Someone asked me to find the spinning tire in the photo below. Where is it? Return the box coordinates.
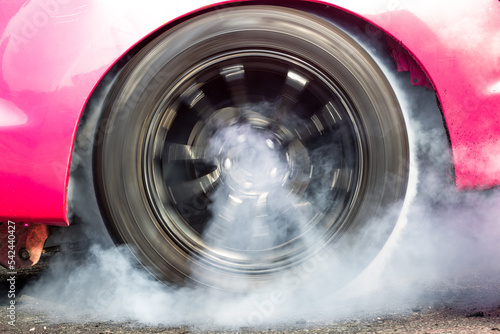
[95,6,409,290]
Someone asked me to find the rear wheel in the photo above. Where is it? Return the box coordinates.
[95,6,409,290]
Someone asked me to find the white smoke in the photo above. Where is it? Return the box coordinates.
[19,21,500,331]
[20,83,500,331]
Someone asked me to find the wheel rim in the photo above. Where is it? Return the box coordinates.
[143,50,365,273]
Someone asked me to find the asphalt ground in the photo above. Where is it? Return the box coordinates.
[0,257,499,334]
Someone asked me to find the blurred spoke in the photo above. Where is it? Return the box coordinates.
[275,70,309,115]
[180,83,216,120]
[220,64,248,107]
[203,192,241,246]
[168,169,221,204]
[288,102,344,144]
[331,166,354,192]
[166,143,207,162]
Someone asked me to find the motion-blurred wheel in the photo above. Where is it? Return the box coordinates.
[95,6,409,290]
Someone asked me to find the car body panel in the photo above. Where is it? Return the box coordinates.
[0,0,499,225]
[359,1,500,189]
[0,0,212,225]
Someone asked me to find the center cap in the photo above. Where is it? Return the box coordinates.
[213,126,289,197]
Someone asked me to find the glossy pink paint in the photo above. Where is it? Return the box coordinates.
[365,4,500,189]
[0,0,216,225]
[0,0,499,226]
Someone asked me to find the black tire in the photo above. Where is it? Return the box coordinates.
[95,6,409,290]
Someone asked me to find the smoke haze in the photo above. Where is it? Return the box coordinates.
[18,44,500,332]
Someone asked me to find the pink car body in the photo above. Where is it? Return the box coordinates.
[0,0,499,228]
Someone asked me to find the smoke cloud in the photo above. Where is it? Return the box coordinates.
[18,40,500,331]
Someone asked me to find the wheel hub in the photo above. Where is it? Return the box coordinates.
[215,126,289,197]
